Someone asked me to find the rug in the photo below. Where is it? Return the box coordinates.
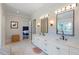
[32,47,42,54]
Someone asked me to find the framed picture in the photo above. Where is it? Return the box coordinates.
[10,21,18,29]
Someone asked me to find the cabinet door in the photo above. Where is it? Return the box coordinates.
[70,47,79,55]
[70,52,79,55]
[32,36,40,47]
[39,36,48,54]
[35,37,42,48]
[41,44,48,54]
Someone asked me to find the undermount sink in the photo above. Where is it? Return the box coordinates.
[55,38,73,46]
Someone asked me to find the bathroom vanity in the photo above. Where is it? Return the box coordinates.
[32,34,79,55]
[32,9,79,55]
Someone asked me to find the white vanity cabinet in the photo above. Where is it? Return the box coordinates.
[32,35,69,55]
[32,35,79,55]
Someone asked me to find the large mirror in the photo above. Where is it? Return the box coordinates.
[32,19,36,34]
[41,17,48,33]
[56,10,74,36]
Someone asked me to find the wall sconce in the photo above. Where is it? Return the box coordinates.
[49,20,54,26]
[37,23,40,27]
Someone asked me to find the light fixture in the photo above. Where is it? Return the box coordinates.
[57,9,61,13]
[45,14,49,18]
[66,5,71,10]
[40,16,44,19]
[37,23,40,27]
[40,14,48,19]
[61,7,65,12]
[55,4,77,14]
[49,20,54,26]
[71,3,77,9]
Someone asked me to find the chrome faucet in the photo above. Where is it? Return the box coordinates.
[60,31,67,41]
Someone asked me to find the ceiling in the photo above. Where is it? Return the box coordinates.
[3,3,69,17]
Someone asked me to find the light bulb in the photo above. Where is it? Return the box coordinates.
[40,16,44,19]
[55,10,57,14]
[37,23,40,27]
[71,3,76,9]
[49,20,54,26]
[45,14,48,17]
[58,9,61,13]
[37,23,40,25]
[66,5,71,10]
[61,7,65,12]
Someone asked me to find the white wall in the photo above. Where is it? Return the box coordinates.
[32,3,79,44]
[0,4,2,48]
[0,4,6,48]
[5,12,30,44]
[1,10,6,47]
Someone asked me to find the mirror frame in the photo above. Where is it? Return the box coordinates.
[56,10,74,36]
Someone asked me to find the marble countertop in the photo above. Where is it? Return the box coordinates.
[49,38,79,49]
[32,34,79,49]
